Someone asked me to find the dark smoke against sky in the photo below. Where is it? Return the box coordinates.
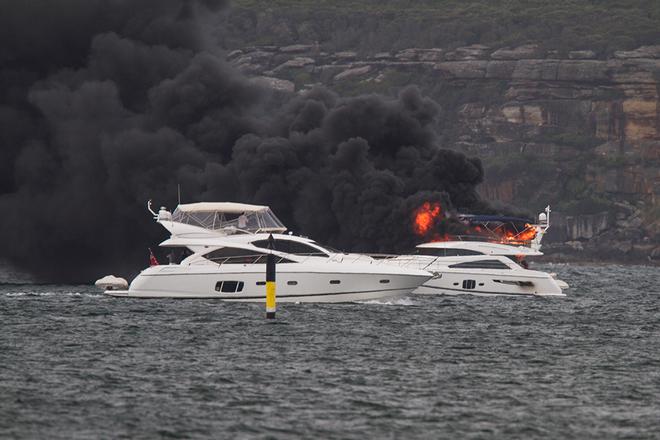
[0,0,485,282]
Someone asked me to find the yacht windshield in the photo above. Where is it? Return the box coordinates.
[251,239,330,257]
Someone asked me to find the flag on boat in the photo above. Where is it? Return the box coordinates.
[149,248,159,266]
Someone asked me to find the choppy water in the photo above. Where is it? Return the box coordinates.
[1,263,659,439]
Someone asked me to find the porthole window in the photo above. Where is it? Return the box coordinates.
[287,281,298,285]
[379,279,390,284]
[329,280,341,284]
[256,281,266,286]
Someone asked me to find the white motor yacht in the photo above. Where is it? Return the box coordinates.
[101,202,433,302]
[386,206,568,297]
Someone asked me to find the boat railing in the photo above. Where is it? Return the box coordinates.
[191,251,438,271]
[447,234,534,247]
[202,253,293,266]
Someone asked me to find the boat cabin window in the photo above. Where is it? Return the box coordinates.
[251,239,330,257]
[417,248,483,257]
[448,260,511,270]
[216,281,244,293]
[204,247,293,264]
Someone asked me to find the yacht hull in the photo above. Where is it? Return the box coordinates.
[414,270,566,297]
[384,256,566,297]
[104,264,431,303]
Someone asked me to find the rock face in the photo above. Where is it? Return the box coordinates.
[228,44,660,263]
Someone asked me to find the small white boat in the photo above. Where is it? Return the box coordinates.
[102,202,433,302]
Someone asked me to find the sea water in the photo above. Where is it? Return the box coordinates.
[1,263,659,439]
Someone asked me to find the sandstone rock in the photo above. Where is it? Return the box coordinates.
[556,60,608,82]
[501,105,544,125]
[233,50,274,66]
[485,60,516,78]
[275,57,315,70]
[395,48,420,61]
[280,44,315,53]
[608,59,660,84]
[433,61,488,78]
[334,65,371,81]
[622,98,658,141]
[491,44,543,60]
[334,51,358,60]
[454,44,490,60]
[614,45,660,59]
[227,49,243,60]
[395,48,443,61]
[373,52,392,60]
[418,49,444,62]
[512,59,559,80]
[569,50,597,60]
[565,212,610,240]
[251,76,295,93]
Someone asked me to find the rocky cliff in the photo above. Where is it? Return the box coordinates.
[225,42,660,263]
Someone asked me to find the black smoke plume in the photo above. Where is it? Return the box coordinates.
[0,0,484,282]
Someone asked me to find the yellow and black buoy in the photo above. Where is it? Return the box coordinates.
[266,234,276,319]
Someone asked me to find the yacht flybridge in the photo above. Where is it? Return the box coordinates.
[100,202,433,302]
[386,206,569,297]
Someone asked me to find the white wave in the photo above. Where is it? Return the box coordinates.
[358,296,417,306]
[4,291,99,297]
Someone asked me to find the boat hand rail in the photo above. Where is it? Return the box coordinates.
[446,234,533,246]
[191,251,436,270]
[203,254,292,266]
[199,252,334,266]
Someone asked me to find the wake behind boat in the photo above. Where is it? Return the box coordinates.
[100,202,433,302]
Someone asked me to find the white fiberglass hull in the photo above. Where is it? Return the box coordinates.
[386,256,566,297]
[414,275,565,297]
[414,269,565,297]
[104,263,432,303]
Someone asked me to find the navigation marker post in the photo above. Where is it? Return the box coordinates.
[266,234,277,319]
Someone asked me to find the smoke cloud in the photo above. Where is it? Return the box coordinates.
[0,0,485,282]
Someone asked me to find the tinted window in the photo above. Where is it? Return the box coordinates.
[205,247,266,264]
[204,248,293,264]
[417,247,482,257]
[252,239,329,257]
[449,260,511,270]
[215,281,244,293]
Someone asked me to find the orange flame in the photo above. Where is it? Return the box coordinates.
[412,202,442,236]
[498,223,537,244]
[411,201,538,245]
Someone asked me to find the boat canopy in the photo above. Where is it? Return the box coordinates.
[171,202,287,233]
